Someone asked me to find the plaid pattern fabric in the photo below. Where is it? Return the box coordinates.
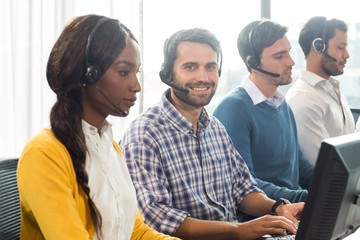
[121,90,260,235]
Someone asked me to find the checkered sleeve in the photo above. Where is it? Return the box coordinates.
[123,140,189,235]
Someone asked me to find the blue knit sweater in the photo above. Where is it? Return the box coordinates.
[213,86,313,202]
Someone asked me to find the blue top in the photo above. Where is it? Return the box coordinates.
[213,84,313,203]
[121,89,261,235]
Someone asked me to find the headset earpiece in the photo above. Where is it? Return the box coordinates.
[217,52,222,77]
[246,23,260,69]
[312,18,328,54]
[159,63,172,83]
[246,55,259,69]
[159,38,173,83]
[312,37,326,53]
[84,17,109,85]
[85,63,102,85]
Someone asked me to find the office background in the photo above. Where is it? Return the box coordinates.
[1,0,360,158]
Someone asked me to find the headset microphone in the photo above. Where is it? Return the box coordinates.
[323,51,337,62]
[161,79,189,93]
[159,70,189,94]
[94,85,128,117]
[246,55,280,78]
[312,38,337,62]
[252,66,281,78]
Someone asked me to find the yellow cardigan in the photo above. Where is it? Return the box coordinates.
[18,128,179,240]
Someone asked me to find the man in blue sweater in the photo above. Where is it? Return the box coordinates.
[213,20,313,215]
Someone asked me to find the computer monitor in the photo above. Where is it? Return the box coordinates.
[296,132,360,240]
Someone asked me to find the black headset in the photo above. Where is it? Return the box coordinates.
[159,38,174,83]
[84,17,110,85]
[159,37,223,84]
[246,21,262,69]
[312,19,328,53]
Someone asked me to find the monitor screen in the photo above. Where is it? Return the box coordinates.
[296,132,360,240]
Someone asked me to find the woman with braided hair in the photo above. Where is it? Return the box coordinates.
[17,14,179,240]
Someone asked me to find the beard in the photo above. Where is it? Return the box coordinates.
[321,56,343,77]
[173,82,217,108]
[277,75,293,86]
[267,69,293,86]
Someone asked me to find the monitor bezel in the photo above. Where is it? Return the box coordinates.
[295,132,360,240]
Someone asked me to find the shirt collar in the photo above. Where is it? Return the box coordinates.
[82,119,113,138]
[242,77,285,108]
[159,89,210,134]
[300,69,341,96]
[300,69,327,86]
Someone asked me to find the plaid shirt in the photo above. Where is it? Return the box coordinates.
[121,90,260,235]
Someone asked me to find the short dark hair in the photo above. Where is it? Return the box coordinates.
[237,20,288,72]
[159,28,222,82]
[298,16,347,58]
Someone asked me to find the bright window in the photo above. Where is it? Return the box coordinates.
[2,0,360,158]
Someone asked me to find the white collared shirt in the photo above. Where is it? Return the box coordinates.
[242,77,285,108]
[83,120,137,240]
[286,69,354,164]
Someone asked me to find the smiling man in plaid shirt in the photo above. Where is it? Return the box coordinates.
[121,28,303,240]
